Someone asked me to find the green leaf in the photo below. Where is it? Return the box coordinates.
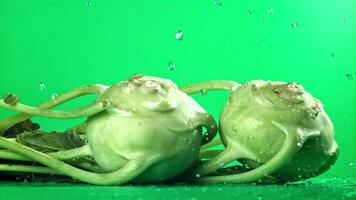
[0,120,40,138]
[16,131,85,153]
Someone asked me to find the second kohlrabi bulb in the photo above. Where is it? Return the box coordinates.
[220,80,339,182]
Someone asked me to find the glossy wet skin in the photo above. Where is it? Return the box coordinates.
[85,74,214,182]
[220,80,339,182]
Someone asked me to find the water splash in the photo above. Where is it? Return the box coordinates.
[39,82,46,91]
[267,8,274,14]
[290,22,298,29]
[168,61,176,71]
[51,93,58,100]
[345,74,354,80]
[175,30,183,41]
[214,0,222,6]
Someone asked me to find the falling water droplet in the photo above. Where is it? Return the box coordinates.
[342,19,347,24]
[200,89,208,96]
[268,8,274,14]
[247,10,252,15]
[39,82,46,91]
[345,73,354,80]
[348,162,356,168]
[290,22,298,29]
[51,93,58,100]
[175,30,183,41]
[330,53,335,58]
[297,142,302,147]
[168,61,176,71]
[195,173,201,178]
[85,0,92,6]
[213,0,222,6]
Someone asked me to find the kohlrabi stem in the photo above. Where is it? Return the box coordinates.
[193,127,301,184]
[0,100,107,119]
[0,84,107,130]
[0,145,92,161]
[199,149,223,160]
[0,136,149,185]
[201,138,223,150]
[180,80,241,95]
[0,164,61,175]
[201,114,218,145]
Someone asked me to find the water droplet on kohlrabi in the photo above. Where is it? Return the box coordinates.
[175,30,183,41]
[200,89,208,96]
[168,61,176,71]
[213,0,222,6]
[345,73,354,80]
[51,93,58,100]
[297,142,302,147]
[267,8,273,14]
[290,22,298,29]
[39,82,46,91]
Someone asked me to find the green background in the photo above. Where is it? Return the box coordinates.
[0,0,355,199]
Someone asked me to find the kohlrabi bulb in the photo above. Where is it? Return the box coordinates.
[218,80,338,182]
[85,74,217,183]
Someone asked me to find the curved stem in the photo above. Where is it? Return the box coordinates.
[199,149,223,160]
[0,100,107,119]
[0,136,150,185]
[0,84,107,130]
[0,164,61,175]
[0,145,91,161]
[201,114,218,145]
[180,80,241,95]
[193,127,300,184]
[201,138,223,150]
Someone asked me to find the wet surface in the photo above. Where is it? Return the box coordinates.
[0,178,355,200]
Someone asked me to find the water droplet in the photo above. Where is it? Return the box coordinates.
[258,197,262,200]
[200,89,208,96]
[330,53,335,58]
[247,10,252,15]
[175,30,183,41]
[345,73,354,80]
[268,8,274,14]
[193,129,198,136]
[348,162,356,168]
[51,93,58,100]
[195,173,201,178]
[39,82,46,91]
[290,22,298,29]
[259,150,264,154]
[342,19,347,24]
[85,0,92,6]
[213,0,222,6]
[297,142,302,147]
[168,61,176,71]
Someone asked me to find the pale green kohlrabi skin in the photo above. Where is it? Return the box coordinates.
[220,80,339,182]
[85,74,217,183]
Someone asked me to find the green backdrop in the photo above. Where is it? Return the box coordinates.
[0,0,355,199]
